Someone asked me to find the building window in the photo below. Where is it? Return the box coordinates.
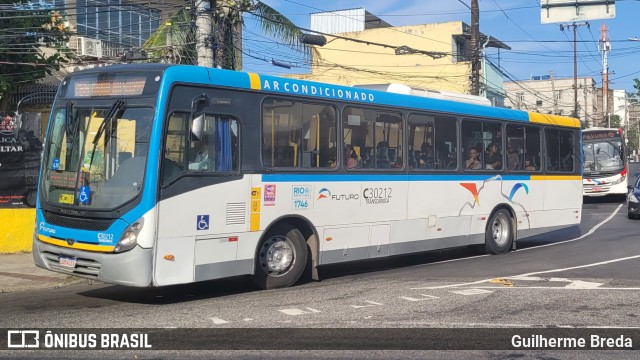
[76,0,160,47]
[516,92,525,103]
[555,90,563,100]
[536,100,543,106]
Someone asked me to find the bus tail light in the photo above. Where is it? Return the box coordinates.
[114,218,144,253]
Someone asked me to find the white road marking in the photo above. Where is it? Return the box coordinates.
[210,317,229,325]
[243,318,253,322]
[279,307,321,316]
[468,286,640,290]
[351,300,383,309]
[515,254,640,278]
[450,289,493,296]
[413,254,640,290]
[412,279,493,290]
[508,277,603,289]
[509,276,543,281]
[399,294,439,301]
[516,204,623,252]
[563,280,603,289]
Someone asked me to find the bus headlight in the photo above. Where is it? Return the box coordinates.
[628,192,639,203]
[114,218,144,253]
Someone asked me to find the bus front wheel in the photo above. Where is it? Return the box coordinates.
[485,209,513,254]
[252,222,308,290]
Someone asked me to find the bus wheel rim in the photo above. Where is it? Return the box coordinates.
[262,236,295,275]
[492,214,510,246]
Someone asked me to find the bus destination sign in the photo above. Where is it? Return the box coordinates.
[582,131,619,141]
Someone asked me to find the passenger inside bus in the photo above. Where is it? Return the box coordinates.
[417,143,434,169]
[507,143,520,170]
[485,142,503,170]
[345,144,359,169]
[376,141,391,168]
[189,137,210,170]
[465,147,482,170]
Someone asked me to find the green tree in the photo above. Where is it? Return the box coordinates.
[144,0,312,69]
[0,2,73,108]
[605,114,621,128]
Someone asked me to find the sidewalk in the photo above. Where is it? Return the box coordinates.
[0,252,83,293]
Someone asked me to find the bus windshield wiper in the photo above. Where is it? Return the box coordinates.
[88,99,126,170]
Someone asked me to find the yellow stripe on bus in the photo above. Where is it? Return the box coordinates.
[530,175,582,181]
[528,112,581,128]
[38,235,115,253]
[248,73,261,90]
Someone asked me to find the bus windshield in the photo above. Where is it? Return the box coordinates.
[41,102,153,210]
[582,139,624,175]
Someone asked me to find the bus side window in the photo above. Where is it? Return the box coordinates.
[189,116,239,172]
[262,98,336,169]
[162,113,187,182]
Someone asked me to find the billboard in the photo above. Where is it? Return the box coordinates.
[541,0,616,24]
[0,112,42,208]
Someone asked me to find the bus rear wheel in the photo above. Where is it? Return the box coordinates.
[252,222,308,290]
[485,209,513,254]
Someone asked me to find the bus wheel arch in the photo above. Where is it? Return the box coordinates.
[252,216,318,290]
[484,205,517,254]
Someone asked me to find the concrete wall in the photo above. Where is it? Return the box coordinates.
[0,209,35,253]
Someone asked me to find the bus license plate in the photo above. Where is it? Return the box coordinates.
[592,187,603,192]
[59,256,76,268]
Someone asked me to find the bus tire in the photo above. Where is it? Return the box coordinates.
[252,222,308,290]
[485,209,513,255]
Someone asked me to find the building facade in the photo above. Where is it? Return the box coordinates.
[291,9,510,104]
[504,76,596,127]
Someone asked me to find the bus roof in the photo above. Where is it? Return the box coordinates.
[66,64,581,129]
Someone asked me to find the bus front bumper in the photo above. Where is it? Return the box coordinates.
[32,234,153,287]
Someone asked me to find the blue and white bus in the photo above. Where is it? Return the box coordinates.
[33,64,582,289]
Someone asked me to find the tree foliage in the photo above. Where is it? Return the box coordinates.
[144,0,313,69]
[0,1,73,108]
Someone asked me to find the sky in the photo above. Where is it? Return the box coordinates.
[241,0,640,95]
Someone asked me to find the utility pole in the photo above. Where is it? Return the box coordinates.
[560,22,589,122]
[470,0,480,96]
[550,70,558,115]
[599,22,611,128]
[196,0,213,67]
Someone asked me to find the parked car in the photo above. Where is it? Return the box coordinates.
[628,176,640,219]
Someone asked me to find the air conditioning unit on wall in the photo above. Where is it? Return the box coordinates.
[76,37,102,58]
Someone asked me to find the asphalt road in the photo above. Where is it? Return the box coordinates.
[2,163,639,359]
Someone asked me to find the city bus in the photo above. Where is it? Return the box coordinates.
[582,127,628,197]
[33,64,582,289]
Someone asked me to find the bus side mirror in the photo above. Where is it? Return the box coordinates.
[190,94,208,141]
[191,113,205,141]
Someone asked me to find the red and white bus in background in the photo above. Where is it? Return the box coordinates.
[582,128,628,197]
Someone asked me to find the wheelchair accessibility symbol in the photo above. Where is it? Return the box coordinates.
[78,186,90,204]
[197,215,209,230]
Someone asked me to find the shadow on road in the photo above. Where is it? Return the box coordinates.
[77,276,257,305]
